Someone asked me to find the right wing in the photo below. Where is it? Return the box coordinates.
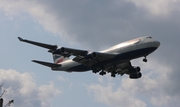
[73,52,117,67]
[54,47,118,67]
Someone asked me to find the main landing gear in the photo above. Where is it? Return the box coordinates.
[111,73,116,77]
[99,70,106,76]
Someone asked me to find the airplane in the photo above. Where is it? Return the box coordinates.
[18,36,160,79]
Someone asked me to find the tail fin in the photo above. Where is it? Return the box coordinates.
[53,54,69,64]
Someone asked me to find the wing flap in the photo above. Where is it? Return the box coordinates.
[32,60,61,68]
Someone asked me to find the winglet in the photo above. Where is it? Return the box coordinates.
[18,37,24,41]
[32,60,61,68]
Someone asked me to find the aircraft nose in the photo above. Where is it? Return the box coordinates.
[155,40,160,48]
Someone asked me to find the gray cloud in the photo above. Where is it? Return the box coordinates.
[36,0,140,49]
[1,0,179,49]
[87,59,180,107]
[0,0,180,106]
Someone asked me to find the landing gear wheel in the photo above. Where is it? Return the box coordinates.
[92,70,98,73]
[129,72,142,79]
[111,73,116,77]
[135,66,141,72]
[92,68,101,73]
[143,58,147,62]
[99,71,106,76]
[137,72,142,78]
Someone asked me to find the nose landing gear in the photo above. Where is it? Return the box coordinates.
[143,56,147,62]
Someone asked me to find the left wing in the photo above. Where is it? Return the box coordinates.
[18,37,58,51]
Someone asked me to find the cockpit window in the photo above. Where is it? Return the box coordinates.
[147,36,152,38]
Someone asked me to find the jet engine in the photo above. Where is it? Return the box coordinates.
[129,66,142,79]
[53,47,88,56]
[129,72,142,79]
[91,52,116,61]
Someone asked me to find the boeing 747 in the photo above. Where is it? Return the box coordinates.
[18,36,160,79]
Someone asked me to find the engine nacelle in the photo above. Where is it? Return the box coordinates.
[129,66,141,73]
[129,72,142,79]
[54,47,89,57]
[53,47,66,54]
[60,47,66,53]
[91,52,99,58]
[91,52,115,60]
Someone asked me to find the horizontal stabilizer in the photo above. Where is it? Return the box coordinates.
[32,60,61,68]
[18,37,58,50]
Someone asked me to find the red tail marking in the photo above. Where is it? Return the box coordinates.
[56,58,64,64]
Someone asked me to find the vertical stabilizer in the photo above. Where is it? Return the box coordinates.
[53,54,69,64]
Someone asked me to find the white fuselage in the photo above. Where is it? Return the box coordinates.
[52,36,160,72]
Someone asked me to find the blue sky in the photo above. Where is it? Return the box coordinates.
[0,0,180,107]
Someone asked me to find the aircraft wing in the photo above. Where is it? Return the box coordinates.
[18,37,118,68]
[73,52,117,67]
[18,37,90,57]
[54,46,118,67]
[53,46,118,66]
[104,61,132,75]
[18,37,58,51]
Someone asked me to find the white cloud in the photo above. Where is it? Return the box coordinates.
[57,75,68,82]
[87,83,146,107]
[87,59,180,107]
[0,69,61,107]
[0,0,71,41]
